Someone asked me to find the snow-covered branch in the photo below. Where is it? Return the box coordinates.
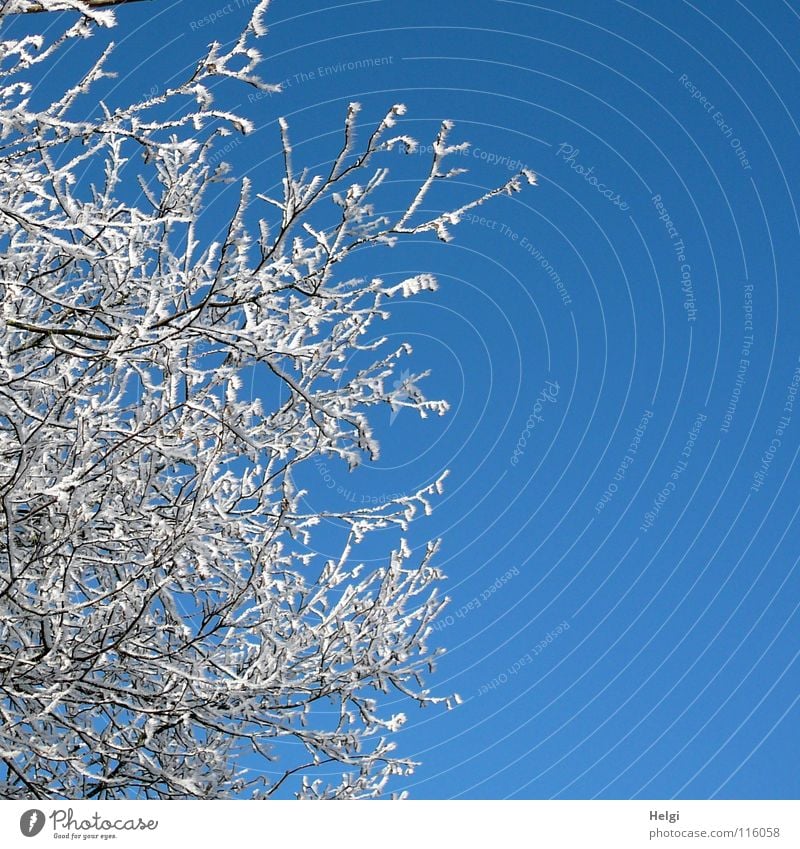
[0,0,534,799]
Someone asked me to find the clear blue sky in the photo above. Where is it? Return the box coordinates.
[10,0,800,799]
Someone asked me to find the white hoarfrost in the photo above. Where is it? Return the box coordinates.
[0,0,534,799]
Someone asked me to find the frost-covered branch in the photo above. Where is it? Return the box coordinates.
[0,0,534,799]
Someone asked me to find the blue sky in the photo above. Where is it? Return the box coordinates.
[11,0,800,799]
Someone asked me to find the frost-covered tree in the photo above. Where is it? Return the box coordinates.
[0,0,534,799]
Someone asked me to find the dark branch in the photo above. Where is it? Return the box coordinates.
[12,0,152,13]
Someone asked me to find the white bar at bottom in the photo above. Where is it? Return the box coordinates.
[2,799,797,848]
